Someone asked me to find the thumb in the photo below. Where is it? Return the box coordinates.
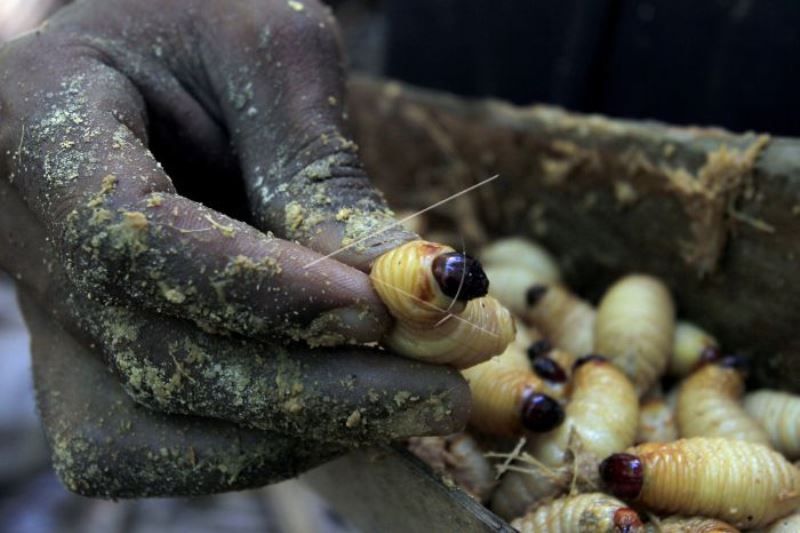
[197,0,416,271]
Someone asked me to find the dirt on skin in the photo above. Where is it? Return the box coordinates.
[273,147,401,256]
[13,64,390,354]
[7,40,460,486]
[48,279,458,448]
[42,355,339,498]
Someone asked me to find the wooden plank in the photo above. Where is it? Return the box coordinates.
[347,77,800,392]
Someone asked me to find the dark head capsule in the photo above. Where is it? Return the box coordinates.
[520,391,565,432]
[526,339,553,360]
[532,357,568,383]
[432,252,489,301]
[599,453,644,500]
[697,345,722,367]
[613,508,643,533]
[718,354,750,374]
[526,284,548,307]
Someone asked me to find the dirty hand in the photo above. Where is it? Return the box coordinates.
[0,0,470,497]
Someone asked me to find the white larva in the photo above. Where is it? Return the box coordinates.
[669,320,720,377]
[527,356,639,467]
[745,390,800,460]
[511,492,643,533]
[408,433,496,502]
[480,237,561,284]
[676,360,770,445]
[371,240,515,368]
[594,274,675,396]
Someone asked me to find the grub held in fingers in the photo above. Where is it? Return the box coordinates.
[432,252,489,301]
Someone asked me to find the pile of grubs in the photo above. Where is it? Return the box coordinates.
[404,237,800,533]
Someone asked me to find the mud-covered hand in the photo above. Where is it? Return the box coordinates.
[0,0,470,497]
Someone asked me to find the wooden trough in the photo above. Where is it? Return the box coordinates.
[305,77,800,532]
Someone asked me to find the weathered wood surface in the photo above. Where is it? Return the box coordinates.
[348,76,800,392]
[302,445,513,533]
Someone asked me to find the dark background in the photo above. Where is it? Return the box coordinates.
[381,0,800,136]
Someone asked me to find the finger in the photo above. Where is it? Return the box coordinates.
[46,277,471,442]
[3,162,471,441]
[0,179,50,290]
[195,0,417,269]
[19,290,343,498]
[1,33,389,344]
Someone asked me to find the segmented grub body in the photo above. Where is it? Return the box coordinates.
[505,323,547,369]
[510,493,643,533]
[745,390,800,460]
[480,237,561,284]
[763,510,800,532]
[670,320,720,376]
[370,240,515,368]
[540,347,577,381]
[493,357,638,519]
[617,438,800,528]
[636,396,678,444]
[482,242,593,358]
[408,433,496,501]
[529,357,639,467]
[677,362,770,444]
[462,333,567,436]
[444,433,496,501]
[594,275,675,396]
[490,461,571,521]
[645,516,739,532]
[524,282,596,357]
[483,265,546,318]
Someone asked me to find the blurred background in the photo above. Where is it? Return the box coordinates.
[1,0,798,531]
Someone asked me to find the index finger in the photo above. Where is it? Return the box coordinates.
[1,35,389,344]
[22,291,341,498]
[191,0,418,270]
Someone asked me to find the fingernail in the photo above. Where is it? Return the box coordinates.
[306,221,416,273]
[380,372,471,438]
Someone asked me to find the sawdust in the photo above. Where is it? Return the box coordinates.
[665,135,770,275]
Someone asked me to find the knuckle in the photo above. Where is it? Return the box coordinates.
[240,0,338,53]
[282,5,336,46]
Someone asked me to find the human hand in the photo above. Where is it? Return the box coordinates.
[0,0,469,497]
